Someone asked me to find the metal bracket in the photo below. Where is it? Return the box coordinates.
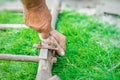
[33,44,58,51]
[39,42,49,60]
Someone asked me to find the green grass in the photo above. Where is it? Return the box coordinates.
[0,29,40,80]
[0,11,23,24]
[0,11,120,80]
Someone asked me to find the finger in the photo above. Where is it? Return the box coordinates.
[38,33,51,44]
[50,30,66,51]
[50,36,65,56]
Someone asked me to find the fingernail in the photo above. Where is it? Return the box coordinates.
[59,52,65,56]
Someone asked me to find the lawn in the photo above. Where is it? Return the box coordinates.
[0,11,120,80]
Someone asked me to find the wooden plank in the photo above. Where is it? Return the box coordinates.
[0,54,39,62]
[36,50,54,80]
[36,0,61,80]
[0,24,28,30]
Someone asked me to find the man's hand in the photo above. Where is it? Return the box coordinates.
[39,30,66,56]
[50,30,66,56]
[21,0,66,56]
[21,0,51,39]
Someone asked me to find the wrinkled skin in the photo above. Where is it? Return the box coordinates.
[21,0,66,55]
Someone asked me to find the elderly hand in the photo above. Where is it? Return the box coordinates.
[21,0,66,56]
[21,0,51,39]
[39,30,66,56]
